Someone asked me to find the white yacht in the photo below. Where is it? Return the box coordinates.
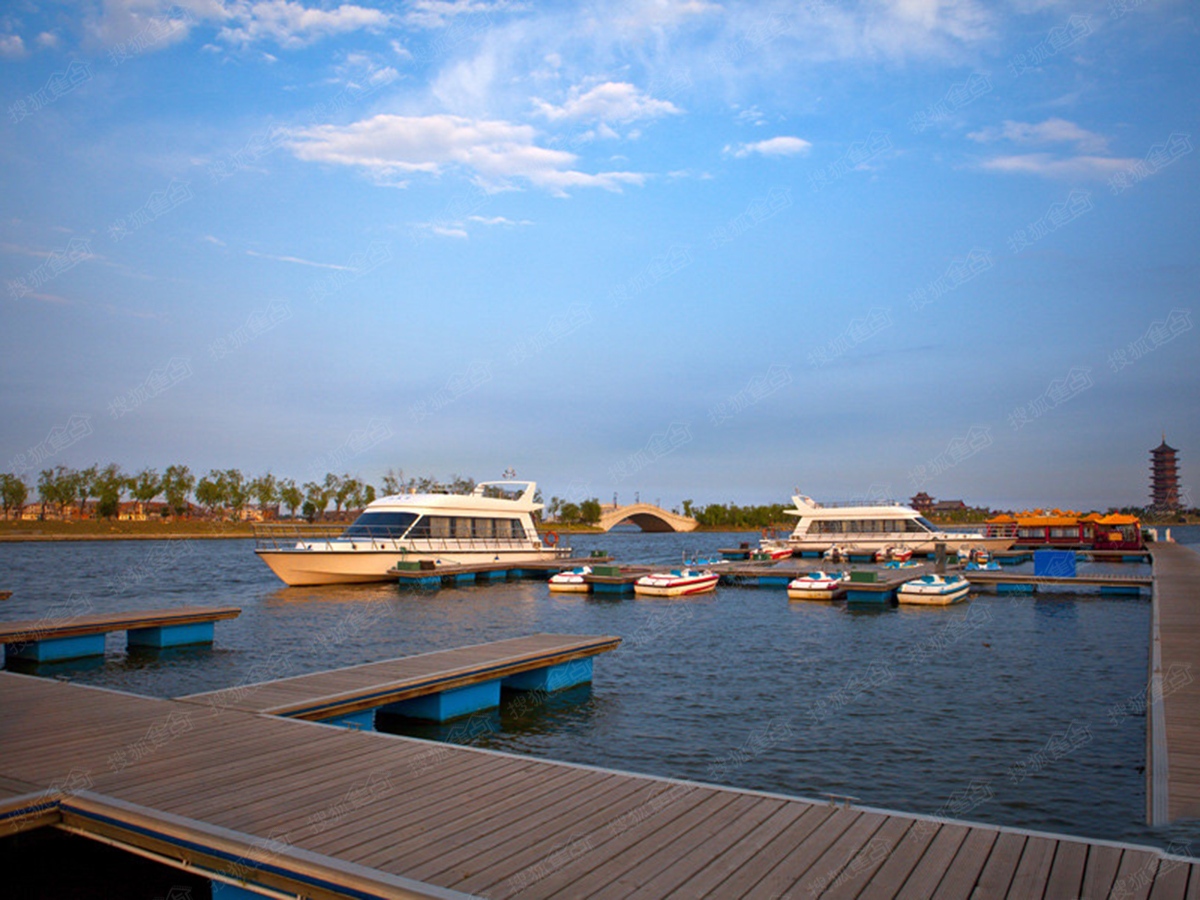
[254,481,569,586]
[778,494,1016,557]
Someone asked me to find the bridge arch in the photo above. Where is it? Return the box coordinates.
[595,504,698,533]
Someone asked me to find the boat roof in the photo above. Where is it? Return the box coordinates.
[785,494,923,518]
[364,480,541,514]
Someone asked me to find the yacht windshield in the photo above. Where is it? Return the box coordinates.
[341,511,418,539]
[915,516,938,533]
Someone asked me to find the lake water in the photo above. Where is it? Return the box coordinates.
[3,525,1199,853]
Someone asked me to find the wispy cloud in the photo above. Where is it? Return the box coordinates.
[245,249,355,270]
[968,118,1109,154]
[724,136,811,158]
[970,118,1133,179]
[288,113,646,195]
[404,0,527,29]
[980,154,1137,179]
[0,33,27,59]
[534,82,681,124]
[219,1,392,48]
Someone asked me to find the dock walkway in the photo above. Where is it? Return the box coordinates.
[178,633,621,721]
[2,664,1197,898]
[1147,542,1200,825]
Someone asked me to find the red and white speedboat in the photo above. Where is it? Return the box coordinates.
[874,546,913,562]
[634,568,719,597]
[548,566,591,593]
[787,571,848,601]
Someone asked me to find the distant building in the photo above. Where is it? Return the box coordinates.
[932,499,968,513]
[910,492,933,513]
[1150,437,1180,511]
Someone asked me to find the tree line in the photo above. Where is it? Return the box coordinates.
[0,466,489,522]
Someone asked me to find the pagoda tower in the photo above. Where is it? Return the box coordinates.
[1150,436,1180,511]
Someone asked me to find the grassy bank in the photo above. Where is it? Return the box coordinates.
[0,519,255,541]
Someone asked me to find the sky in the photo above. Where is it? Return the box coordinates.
[1,0,1197,513]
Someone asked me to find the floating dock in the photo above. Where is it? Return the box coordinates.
[1,606,242,663]
[2,665,1197,899]
[390,557,609,589]
[1147,542,1200,825]
[179,633,620,725]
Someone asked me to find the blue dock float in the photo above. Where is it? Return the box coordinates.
[1,607,241,664]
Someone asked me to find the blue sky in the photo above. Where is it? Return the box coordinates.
[1,0,1196,511]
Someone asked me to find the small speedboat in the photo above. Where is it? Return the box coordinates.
[875,546,913,562]
[548,566,591,593]
[758,540,794,560]
[883,559,921,569]
[634,569,719,597]
[823,545,849,562]
[897,574,970,605]
[787,571,848,601]
[966,560,1000,571]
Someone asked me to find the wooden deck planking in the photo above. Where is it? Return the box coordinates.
[1149,543,1200,823]
[855,818,944,900]
[766,810,890,899]
[582,793,775,899]
[929,827,1000,900]
[447,777,714,895]
[4,645,1200,899]
[0,606,240,642]
[663,801,814,898]
[969,830,1026,897]
[611,796,793,900]
[893,822,970,900]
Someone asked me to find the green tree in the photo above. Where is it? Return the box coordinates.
[93,463,128,519]
[0,474,29,519]
[546,496,561,521]
[250,473,279,517]
[303,480,331,521]
[559,502,580,524]
[682,499,694,518]
[73,464,97,516]
[130,467,162,513]
[580,498,602,525]
[195,470,226,515]
[362,484,376,506]
[224,469,248,519]
[162,465,195,516]
[380,468,404,496]
[37,465,73,517]
[279,478,302,518]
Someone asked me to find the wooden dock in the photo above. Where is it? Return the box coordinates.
[1147,542,1200,825]
[1,606,242,663]
[1,668,1197,898]
[391,556,609,588]
[962,572,1153,591]
[178,633,621,721]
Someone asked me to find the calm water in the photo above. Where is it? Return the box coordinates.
[3,526,1200,852]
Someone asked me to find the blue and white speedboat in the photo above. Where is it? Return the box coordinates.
[897,574,970,605]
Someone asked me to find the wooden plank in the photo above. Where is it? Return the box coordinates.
[762,811,889,899]
[969,830,1025,897]
[1111,848,1163,900]
[1006,834,1058,898]
[583,794,777,899]
[816,814,915,900]
[700,803,841,896]
[1081,844,1125,899]
[1043,839,1089,900]
[450,776,686,895]
[930,827,999,900]
[0,606,240,641]
[856,818,943,900]
[895,823,970,899]
[1148,855,1192,900]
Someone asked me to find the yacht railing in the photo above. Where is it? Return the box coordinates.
[939,523,1019,539]
[253,523,568,553]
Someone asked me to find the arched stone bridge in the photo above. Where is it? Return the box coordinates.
[596,504,698,533]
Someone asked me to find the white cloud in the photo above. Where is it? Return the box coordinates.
[467,215,532,225]
[289,113,646,194]
[219,1,391,48]
[979,154,1137,179]
[245,249,356,269]
[724,136,811,158]
[36,32,60,50]
[431,224,470,238]
[967,118,1109,154]
[404,0,526,29]
[534,81,681,124]
[0,34,27,59]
